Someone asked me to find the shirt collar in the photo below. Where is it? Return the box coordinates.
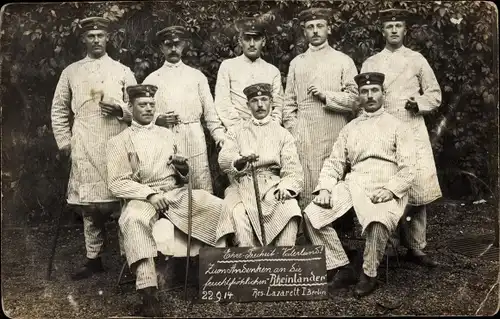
[383,44,406,54]
[360,106,385,119]
[131,120,155,130]
[83,53,110,62]
[163,60,184,68]
[241,54,262,64]
[308,41,330,52]
[251,113,272,126]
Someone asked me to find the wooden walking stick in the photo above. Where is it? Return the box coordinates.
[184,164,193,301]
[250,162,266,246]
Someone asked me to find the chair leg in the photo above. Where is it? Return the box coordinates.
[117,260,128,287]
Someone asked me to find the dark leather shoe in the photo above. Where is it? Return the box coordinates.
[326,269,336,283]
[406,251,438,268]
[329,265,357,290]
[353,272,378,298]
[71,257,104,281]
[138,287,162,317]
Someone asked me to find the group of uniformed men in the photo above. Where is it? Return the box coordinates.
[51,6,442,316]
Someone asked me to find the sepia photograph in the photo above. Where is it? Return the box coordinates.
[0,0,498,317]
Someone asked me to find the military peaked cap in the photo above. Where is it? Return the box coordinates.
[243,83,273,100]
[126,84,158,101]
[79,17,110,34]
[156,25,190,43]
[235,17,267,35]
[354,72,385,88]
[378,8,412,22]
[298,7,333,24]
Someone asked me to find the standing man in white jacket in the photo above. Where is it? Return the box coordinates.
[215,17,284,130]
[143,25,226,193]
[361,8,441,267]
[283,8,358,210]
[51,17,137,280]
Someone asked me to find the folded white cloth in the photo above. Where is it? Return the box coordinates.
[152,218,207,257]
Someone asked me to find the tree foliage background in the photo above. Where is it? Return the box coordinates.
[0,0,498,224]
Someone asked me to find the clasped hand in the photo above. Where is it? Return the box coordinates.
[148,193,169,213]
[167,154,189,172]
[156,111,180,128]
[313,189,333,208]
[275,187,293,202]
[307,85,326,103]
[99,101,123,117]
[404,97,419,113]
[234,152,259,170]
[370,188,394,204]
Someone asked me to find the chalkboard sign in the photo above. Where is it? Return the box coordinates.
[198,245,328,303]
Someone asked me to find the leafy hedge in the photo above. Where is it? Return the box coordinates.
[1,1,498,223]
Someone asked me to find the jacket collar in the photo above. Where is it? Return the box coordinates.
[163,60,184,68]
[131,120,155,130]
[308,40,330,52]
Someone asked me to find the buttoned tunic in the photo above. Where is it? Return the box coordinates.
[361,46,442,205]
[143,61,226,193]
[106,122,225,264]
[51,54,136,205]
[283,42,359,209]
[304,109,415,235]
[217,118,304,245]
[215,55,284,130]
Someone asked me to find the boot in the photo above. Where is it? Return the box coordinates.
[353,272,378,298]
[329,264,357,290]
[71,257,104,281]
[405,249,438,268]
[138,287,162,317]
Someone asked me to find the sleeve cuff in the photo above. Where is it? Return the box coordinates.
[383,184,407,199]
[213,131,226,145]
[273,187,299,198]
[56,137,72,150]
[231,160,250,175]
[276,181,301,197]
[117,103,132,123]
[312,179,337,195]
[324,93,352,113]
[413,96,432,113]
[146,192,158,200]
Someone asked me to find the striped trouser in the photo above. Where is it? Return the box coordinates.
[132,258,157,290]
[392,205,427,250]
[363,222,390,278]
[233,203,298,247]
[303,214,350,270]
[81,204,118,259]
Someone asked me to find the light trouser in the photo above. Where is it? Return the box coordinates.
[304,214,390,277]
[232,203,299,247]
[131,258,157,290]
[80,203,120,259]
[391,205,427,250]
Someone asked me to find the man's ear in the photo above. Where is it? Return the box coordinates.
[262,37,266,47]
[327,25,332,35]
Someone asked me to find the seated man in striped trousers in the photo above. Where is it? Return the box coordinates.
[217,83,304,247]
[106,84,226,316]
[303,72,416,298]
